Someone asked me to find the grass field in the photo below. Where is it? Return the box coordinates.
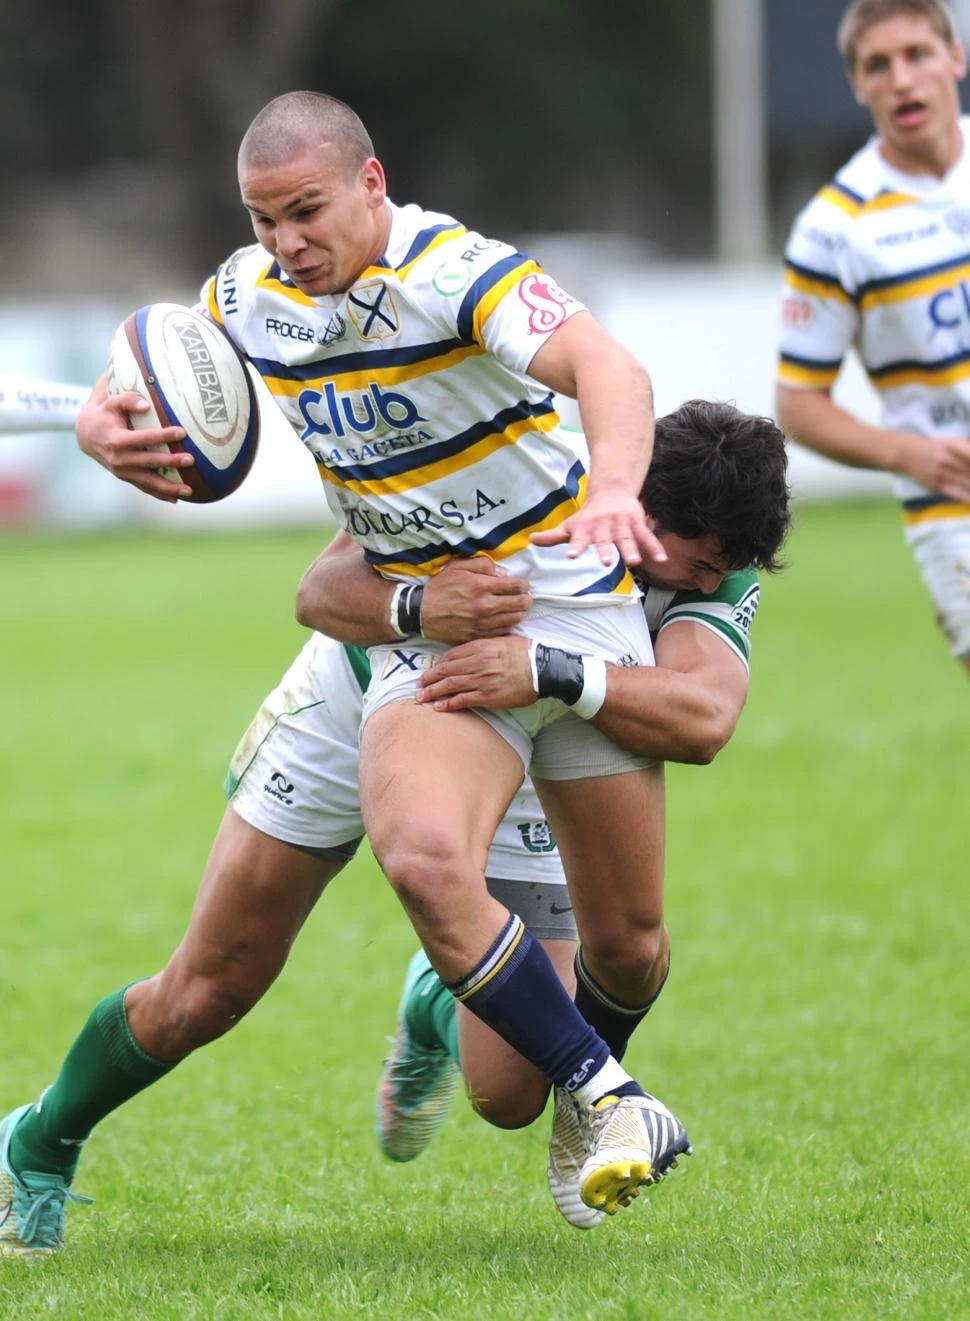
[1,500,968,1319]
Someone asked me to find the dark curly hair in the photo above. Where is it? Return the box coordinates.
[641,399,791,572]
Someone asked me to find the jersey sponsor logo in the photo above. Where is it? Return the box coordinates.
[929,283,970,339]
[731,584,760,636]
[264,314,347,347]
[432,260,473,296]
[298,381,428,442]
[265,316,316,343]
[802,225,846,255]
[782,296,814,330]
[517,273,573,335]
[931,398,970,427]
[221,248,246,317]
[517,821,557,853]
[946,208,970,238]
[874,223,939,246]
[341,486,506,539]
[346,281,399,339]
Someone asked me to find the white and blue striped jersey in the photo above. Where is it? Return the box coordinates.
[201,201,638,603]
[778,118,970,526]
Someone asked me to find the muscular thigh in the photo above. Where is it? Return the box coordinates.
[534,764,665,947]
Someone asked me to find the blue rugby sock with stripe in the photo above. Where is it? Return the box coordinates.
[445,912,639,1099]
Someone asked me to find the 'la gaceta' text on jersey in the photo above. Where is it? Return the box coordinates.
[202,202,638,603]
[778,117,970,525]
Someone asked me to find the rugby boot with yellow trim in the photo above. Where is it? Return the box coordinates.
[546,1087,606,1229]
[579,1092,691,1216]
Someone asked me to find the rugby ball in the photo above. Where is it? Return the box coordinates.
[106,303,259,502]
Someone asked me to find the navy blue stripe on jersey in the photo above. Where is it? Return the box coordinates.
[363,458,585,567]
[324,395,557,484]
[779,350,845,373]
[903,494,963,512]
[248,337,469,383]
[397,223,461,270]
[784,257,854,301]
[856,249,970,299]
[456,254,531,342]
[831,179,865,206]
[573,559,630,596]
[869,345,970,380]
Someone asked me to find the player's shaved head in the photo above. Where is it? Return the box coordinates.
[238,91,375,177]
[838,0,957,70]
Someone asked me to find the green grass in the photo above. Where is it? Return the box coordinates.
[1,501,968,1319]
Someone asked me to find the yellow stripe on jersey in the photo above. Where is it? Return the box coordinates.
[874,358,970,390]
[314,405,561,500]
[861,191,921,214]
[472,258,540,344]
[859,261,970,314]
[395,224,467,282]
[777,358,841,389]
[783,266,853,305]
[204,277,224,326]
[902,501,970,526]
[261,341,485,398]
[818,184,863,218]
[255,263,320,308]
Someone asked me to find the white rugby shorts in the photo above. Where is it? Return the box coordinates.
[905,514,970,658]
[363,597,657,778]
[226,632,569,887]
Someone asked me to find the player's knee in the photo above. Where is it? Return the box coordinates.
[376,835,467,914]
[466,1078,548,1130]
[584,920,665,983]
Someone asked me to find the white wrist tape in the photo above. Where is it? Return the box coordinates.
[388,584,408,639]
[528,639,541,696]
[572,657,608,720]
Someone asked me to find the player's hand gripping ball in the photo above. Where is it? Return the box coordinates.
[107,303,259,502]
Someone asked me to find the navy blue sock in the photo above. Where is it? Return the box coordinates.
[446,913,612,1092]
[573,947,670,1063]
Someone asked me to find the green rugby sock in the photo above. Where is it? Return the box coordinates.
[404,967,460,1067]
[10,984,177,1180]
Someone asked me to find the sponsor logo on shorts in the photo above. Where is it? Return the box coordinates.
[549,902,573,916]
[380,649,436,679]
[517,821,557,854]
[263,771,295,805]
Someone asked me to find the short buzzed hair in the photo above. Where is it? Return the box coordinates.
[837,0,957,70]
[238,91,375,176]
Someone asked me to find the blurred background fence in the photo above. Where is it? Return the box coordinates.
[5,0,966,530]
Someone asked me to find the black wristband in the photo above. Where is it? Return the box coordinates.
[534,642,585,706]
[396,583,425,637]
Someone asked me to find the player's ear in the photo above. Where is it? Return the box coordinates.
[951,39,967,81]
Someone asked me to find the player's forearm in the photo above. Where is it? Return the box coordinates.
[295,547,398,645]
[591,665,743,764]
[775,385,921,476]
[577,343,655,496]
